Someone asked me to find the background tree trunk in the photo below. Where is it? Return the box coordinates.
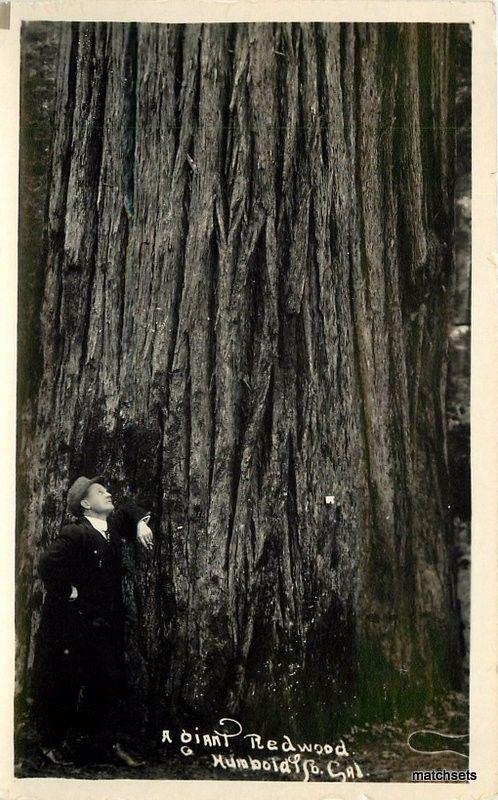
[17,21,463,740]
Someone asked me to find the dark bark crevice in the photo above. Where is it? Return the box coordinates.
[76,26,108,386]
[50,24,80,386]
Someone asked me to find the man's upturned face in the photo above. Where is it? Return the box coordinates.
[81,483,114,515]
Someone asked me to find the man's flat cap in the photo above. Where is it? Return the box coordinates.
[67,475,106,517]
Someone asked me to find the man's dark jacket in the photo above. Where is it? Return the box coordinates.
[31,498,150,737]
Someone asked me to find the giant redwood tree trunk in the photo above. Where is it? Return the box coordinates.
[17,21,461,739]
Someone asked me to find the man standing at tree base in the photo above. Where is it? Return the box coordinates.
[31,475,153,768]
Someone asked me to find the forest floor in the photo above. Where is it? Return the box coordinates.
[16,690,470,784]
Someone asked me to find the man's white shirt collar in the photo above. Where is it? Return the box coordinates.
[84,515,109,539]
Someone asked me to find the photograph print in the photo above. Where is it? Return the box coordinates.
[15,19,471,783]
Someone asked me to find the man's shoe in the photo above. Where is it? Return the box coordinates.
[111,742,145,767]
[41,743,74,766]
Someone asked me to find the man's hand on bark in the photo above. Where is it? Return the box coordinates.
[137,517,154,550]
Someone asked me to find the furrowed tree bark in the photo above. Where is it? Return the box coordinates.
[17,21,461,740]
